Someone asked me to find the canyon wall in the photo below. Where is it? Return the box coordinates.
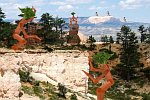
[0,50,89,99]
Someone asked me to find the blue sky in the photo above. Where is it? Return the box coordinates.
[0,0,150,23]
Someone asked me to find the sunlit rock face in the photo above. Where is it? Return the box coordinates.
[0,56,21,100]
[0,50,89,95]
[88,16,122,24]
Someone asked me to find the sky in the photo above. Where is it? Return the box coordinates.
[0,0,150,23]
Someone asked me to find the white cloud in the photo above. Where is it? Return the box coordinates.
[89,6,107,10]
[50,0,88,12]
[49,1,66,6]
[100,1,106,5]
[89,6,102,10]
[119,0,150,9]
[49,0,92,6]
[58,5,74,11]
[0,0,45,19]
[66,0,92,4]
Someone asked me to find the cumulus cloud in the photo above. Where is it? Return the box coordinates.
[0,0,45,19]
[89,6,107,10]
[119,0,150,9]
[49,0,90,12]
[58,5,74,11]
[66,0,92,4]
[89,6,103,10]
[49,0,92,5]
[49,1,66,6]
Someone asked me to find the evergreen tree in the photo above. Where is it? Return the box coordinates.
[109,36,114,43]
[116,25,141,81]
[88,35,96,50]
[53,16,65,34]
[58,83,67,98]
[40,13,54,44]
[101,35,105,42]
[88,35,96,43]
[0,8,6,32]
[0,8,5,22]
[138,25,147,43]
[40,13,53,31]
[53,16,66,45]
[104,35,108,43]
[145,26,150,43]
[0,22,16,47]
[116,33,120,44]
[101,35,108,43]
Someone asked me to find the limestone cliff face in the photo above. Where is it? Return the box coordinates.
[0,56,21,100]
[0,50,89,99]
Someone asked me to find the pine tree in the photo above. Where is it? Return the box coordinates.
[0,8,6,32]
[109,36,114,43]
[88,35,96,50]
[145,26,150,43]
[0,8,5,22]
[101,35,108,43]
[116,25,141,81]
[40,13,54,44]
[138,25,147,43]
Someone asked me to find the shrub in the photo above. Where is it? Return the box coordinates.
[142,67,150,81]
[33,86,45,99]
[93,51,112,64]
[89,44,96,51]
[21,86,34,95]
[33,81,40,86]
[19,70,33,82]
[99,48,118,60]
[141,93,150,100]
[70,93,77,100]
[58,83,67,98]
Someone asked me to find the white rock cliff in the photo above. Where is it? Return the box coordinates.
[0,50,89,99]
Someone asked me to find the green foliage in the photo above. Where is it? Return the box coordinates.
[109,36,114,43]
[21,86,34,95]
[0,22,17,48]
[19,70,33,82]
[138,25,150,43]
[93,51,112,64]
[99,48,118,60]
[101,35,109,43]
[142,67,150,81]
[40,13,53,31]
[88,35,96,43]
[138,25,147,34]
[0,8,5,22]
[70,93,77,100]
[58,83,67,98]
[116,25,140,81]
[39,13,66,46]
[53,16,65,33]
[19,7,35,20]
[87,35,96,50]
[141,93,150,100]
[33,81,40,86]
[145,32,150,43]
[21,81,68,100]
[33,86,45,99]
[0,9,16,48]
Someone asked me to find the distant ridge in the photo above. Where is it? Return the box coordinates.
[4,17,150,41]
